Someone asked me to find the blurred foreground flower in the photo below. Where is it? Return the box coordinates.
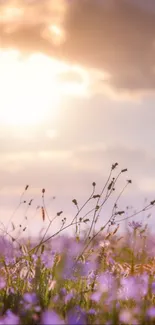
[3,310,20,325]
[147,307,155,319]
[67,306,86,325]
[41,310,64,325]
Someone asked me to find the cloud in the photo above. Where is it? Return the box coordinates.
[0,0,66,53]
[63,0,155,92]
[1,0,155,93]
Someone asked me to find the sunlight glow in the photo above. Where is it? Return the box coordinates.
[0,49,89,126]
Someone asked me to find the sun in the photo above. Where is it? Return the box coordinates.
[0,50,63,126]
[0,49,90,126]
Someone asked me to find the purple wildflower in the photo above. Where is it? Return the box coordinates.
[65,292,75,304]
[34,306,41,312]
[41,251,55,268]
[3,310,20,325]
[23,292,38,305]
[67,306,86,325]
[147,307,155,318]
[128,221,142,230]
[5,256,16,266]
[98,271,115,293]
[82,260,97,277]
[152,281,155,294]
[60,287,67,296]
[41,310,64,325]
[119,309,132,323]
[90,291,102,302]
[63,256,86,280]
[139,273,149,296]
[32,254,38,263]
[118,276,137,300]
[53,294,59,303]
[88,308,96,315]
[0,277,6,289]
[62,256,76,280]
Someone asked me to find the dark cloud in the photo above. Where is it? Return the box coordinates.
[62,0,155,92]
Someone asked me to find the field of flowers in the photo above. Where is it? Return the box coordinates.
[1,163,155,324]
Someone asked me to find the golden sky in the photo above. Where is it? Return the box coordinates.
[1,0,155,236]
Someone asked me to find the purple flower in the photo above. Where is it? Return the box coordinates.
[34,306,41,312]
[62,256,76,280]
[139,273,149,296]
[53,294,59,303]
[60,287,67,296]
[90,291,102,302]
[119,276,138,300]
[82,260,97,277]
[41,310,64,325]
[98,271,115,293]
[108,257,115,265]
[3,310,19,325]
[152,281,155,294]
[67,306,86,325]
[5,256,16,266]
[41,251,55,268]
[23,292,38,305]
[119,274,149,301]
[147,307,155,318]
[32,254,38,263]
[68,240,83,257]
[119,309,132,323]
[63,256,87,280]
[128,221,142,230]
[88,308,96,315]
[65,292,75,303]
[8,287,15,294]
[0,277,6,289]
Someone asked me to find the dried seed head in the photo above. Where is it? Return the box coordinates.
[83,219,90,223]
[93,194,100,199]
[108,180,114,191]
[28,199,33,206]
[72,199,78,206]
[116,210,125,216]
[105,233,111,240]
[57,211,63,216]
[112,162,118,170]
[127,179,132,184]
[113,225,119,235]
[121,168,128,173]
[41,206,45,221]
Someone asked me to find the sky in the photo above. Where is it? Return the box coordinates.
[0,0,155,238]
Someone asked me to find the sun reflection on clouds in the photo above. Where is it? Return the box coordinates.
[42,24,66,46]
[0,49,91,127]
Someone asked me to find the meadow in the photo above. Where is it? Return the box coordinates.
[1,163,155,324]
